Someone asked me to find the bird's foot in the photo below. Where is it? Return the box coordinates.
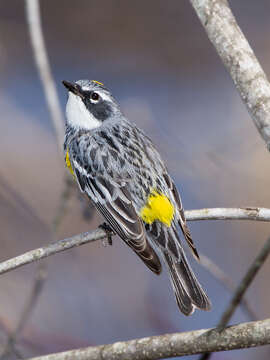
[99,222,114,246]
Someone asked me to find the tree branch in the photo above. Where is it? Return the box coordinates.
[199,254,257,321]
[200,234,270,360]
[0,207,269,276]
[0,173,53,359]
[6,3,73,356]
[218,235,270,328]
[0,228,107,275]
[25,0,65,150]
[0,265,46,360]
[189,0,270,149]
[187,2,270,356]
[26,318,270,360]
[186,207,270,221]
[20,2,270,359]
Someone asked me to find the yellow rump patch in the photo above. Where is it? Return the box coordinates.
[65,149,74,176]
[92,80,104,86]
[140,191,174,227]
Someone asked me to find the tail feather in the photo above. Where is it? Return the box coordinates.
[164,252,194,315]
[163,248,211,315]
[148,223,211,315]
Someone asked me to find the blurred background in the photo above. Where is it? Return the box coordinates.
[0,0,270,359]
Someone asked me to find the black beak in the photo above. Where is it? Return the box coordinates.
[62,80,84,98]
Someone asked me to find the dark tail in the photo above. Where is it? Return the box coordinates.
[163,246,211,315]
[148,223,211,315]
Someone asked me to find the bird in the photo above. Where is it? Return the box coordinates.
[62,79,211,315]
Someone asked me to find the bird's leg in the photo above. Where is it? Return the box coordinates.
[98,222,114,246]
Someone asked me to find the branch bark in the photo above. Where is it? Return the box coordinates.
[189,0,270,149]
[0,228,106,275]
[186,207,270,221]
[27,318,270,360]
[200,235,270,360]
[199,253,257,321]
[218,235,270,328]
[25,0,65,150]
[8,3,73,357]
[20,2,270,359]
[0,207,269,276]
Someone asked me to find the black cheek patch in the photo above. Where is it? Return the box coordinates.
[94,102,112,121]
[83,98,112,121]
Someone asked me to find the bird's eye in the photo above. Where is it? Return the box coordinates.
[91,92,99,102]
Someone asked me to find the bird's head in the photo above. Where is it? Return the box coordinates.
[62,79,121,130]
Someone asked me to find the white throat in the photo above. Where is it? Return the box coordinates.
[66,92,101,130]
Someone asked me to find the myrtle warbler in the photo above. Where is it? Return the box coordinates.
[62,79,211,315]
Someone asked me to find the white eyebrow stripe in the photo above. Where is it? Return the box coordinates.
[100,92,112,103]
[80,86,112,103]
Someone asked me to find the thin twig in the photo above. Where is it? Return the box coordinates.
[0,207,269,276]
[0,177,73,358]
[0,174,53,359]
[1,179,73,359]
[0,266,46,360]
[0,175,257,342]
[200,235,270,360]
[186,207,270,221]
[188,2,270,358]
[14,264,47,338]
[26,318,270,360]
[2,2,69,356]
[218,236,270,326]
[0,228,108,275]
[0,344,23,360]
[0,173,51,235]
[199,254,257,321]
[189,0,270,149]
[25,0,65,150]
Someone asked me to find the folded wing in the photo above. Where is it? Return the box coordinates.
[73,158,162,275]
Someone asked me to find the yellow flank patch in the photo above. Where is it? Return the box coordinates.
[140,191,174,227]
[92,80,104,86]
[65,149,74,176]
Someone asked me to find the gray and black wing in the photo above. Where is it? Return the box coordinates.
[70,145,162,275]
[163,173,200,259]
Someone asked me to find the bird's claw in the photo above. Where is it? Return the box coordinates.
[99,222,113,246]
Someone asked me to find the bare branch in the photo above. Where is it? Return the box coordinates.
[13,264,47,338]
[189,0,270,149]
[25,0,65,150]
[186,207,270,221]
[0,265,47,360]
[0,228,107,275]
[0,172,51,234]
[0,173,53,359]
[0,207,269,276]
[0,265,46,360]
[218,235,270,327]
[26,318,270,360]
[11,3,73,357]
[200,235,270,360]
[19,2,270,359]
[199,254,257,321]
